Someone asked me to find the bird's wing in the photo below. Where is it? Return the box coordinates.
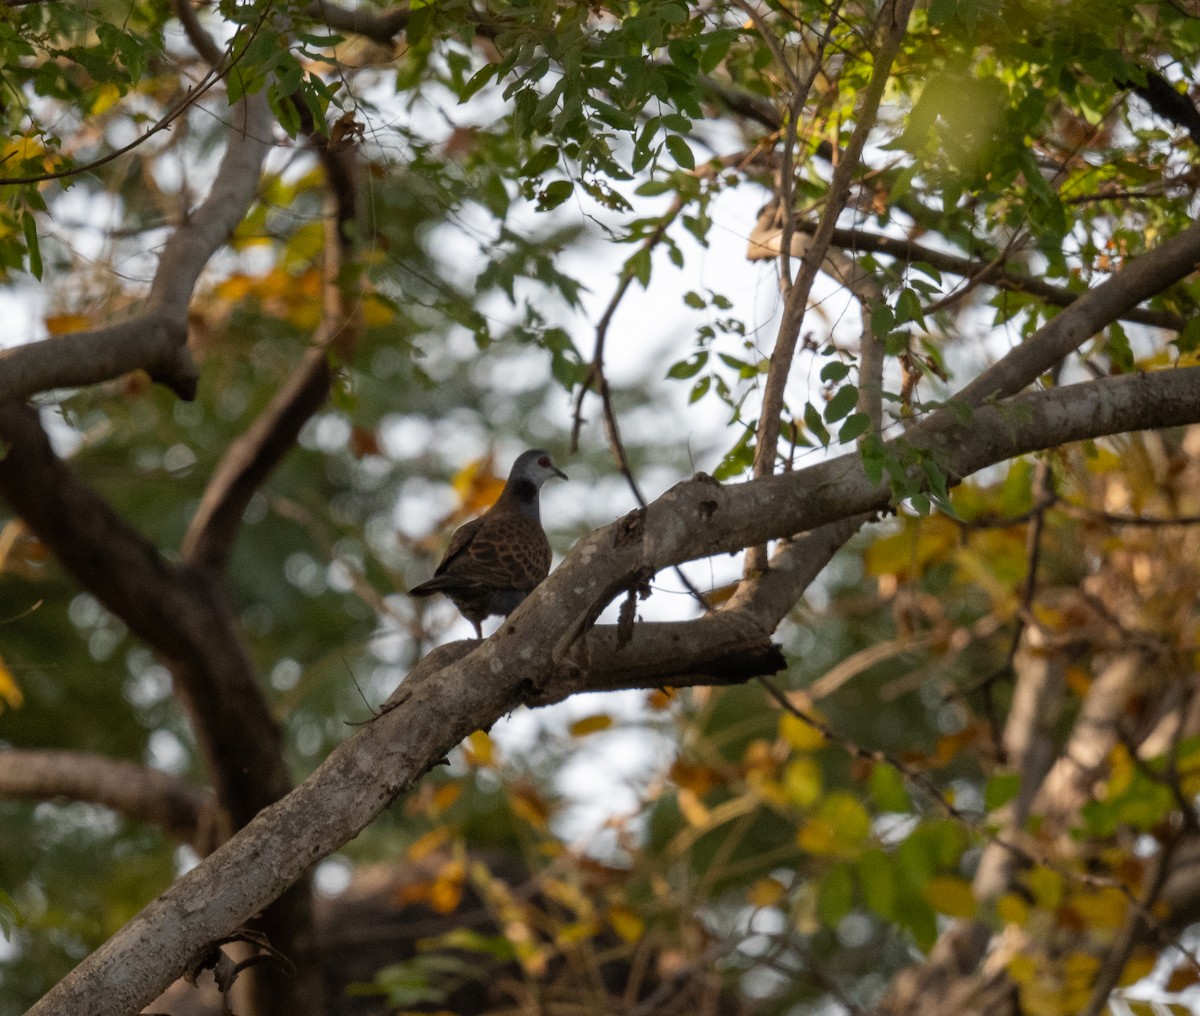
[432,515,486,576]
[443,513,551,591]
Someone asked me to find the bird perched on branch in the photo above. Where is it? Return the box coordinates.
[409,449,568,638]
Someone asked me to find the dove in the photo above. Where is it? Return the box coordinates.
[409,449,568,638]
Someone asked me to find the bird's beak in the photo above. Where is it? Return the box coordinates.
[554,465,568,481]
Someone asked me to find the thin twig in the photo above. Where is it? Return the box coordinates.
[748,0,917,573]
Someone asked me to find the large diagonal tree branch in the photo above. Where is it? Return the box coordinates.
[29,364,1200,1016]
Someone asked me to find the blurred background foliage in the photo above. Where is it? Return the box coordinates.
[4,1,1200,1014]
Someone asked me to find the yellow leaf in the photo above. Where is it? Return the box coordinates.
[407,826,452,862]
[462,730,496,767]
[922,875,977,918]
[555,919,600,946]
[542,876,592,916]
[607,904,645,943]
[429,859,465,914]
[935,723,985,766]
[1061,950,1100,987]
[1066,885,1127,930]
[361,294,395,327]
[213,274,256,302]
[797,793,870,858]
[1064,664,1091,697]
[90,83,122,115]
[509,783,551,830]
[1025,866,1064,910]
[451,454,506,518]
[996,892,1030,926]
[783,756,822,808]
[677,787,711,828]
[646,688,674,710]
[1166,964,1200,992]
[568,713,613,737]
[864,514,958,579]
[1,136,43,163]
[669,759,719,796]
[700,581,739,608]
[779,712,826,751]
[748,876,786,908]
[1117,948,1157,987]
[0,657,23,712]
[1106,743,1134,797]
[1006,952,1038,985]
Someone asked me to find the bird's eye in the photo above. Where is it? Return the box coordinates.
[539,457,550,468]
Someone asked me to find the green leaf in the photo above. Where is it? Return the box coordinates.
[820,361,852,383]
[22,212,41,280]
[871,303,895,335]
[870,763,912,813]
[1107,322,1133,371]
[803,402,830,446]
[664,134,695,170]
[895,288,926,328]
[984,772,1021,811]
[520,145,560,178]
[858,849,896,919]
[823,384,858,423]
[667,351,708,380]
[839,412,872,443]
[818,863,855,928]
[861,435,885,484]
[537,179,574,211]
[1176,316,1200,354]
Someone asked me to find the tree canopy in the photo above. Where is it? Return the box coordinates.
[5,1,1200,1015]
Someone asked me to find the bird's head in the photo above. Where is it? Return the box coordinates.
[511,448,568,488]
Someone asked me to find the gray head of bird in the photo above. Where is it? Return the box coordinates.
[509,448,568,488]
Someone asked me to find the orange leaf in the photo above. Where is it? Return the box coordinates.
[407,826,453,862]
[669,759,720,796]
[43,313,91,335]
[0,656,23,712]
[646,688,674,710]
[429,859,465,914]
[748,877,786,908]
[568,713,613,737]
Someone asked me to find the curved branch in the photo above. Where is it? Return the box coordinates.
[950,218,1200,408]
[29,364,1200,1016]
[0,749,227,854]
[0,92,273,405]
[145,94,274,315]
[0,405,289,828]
[0,316,193,402]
